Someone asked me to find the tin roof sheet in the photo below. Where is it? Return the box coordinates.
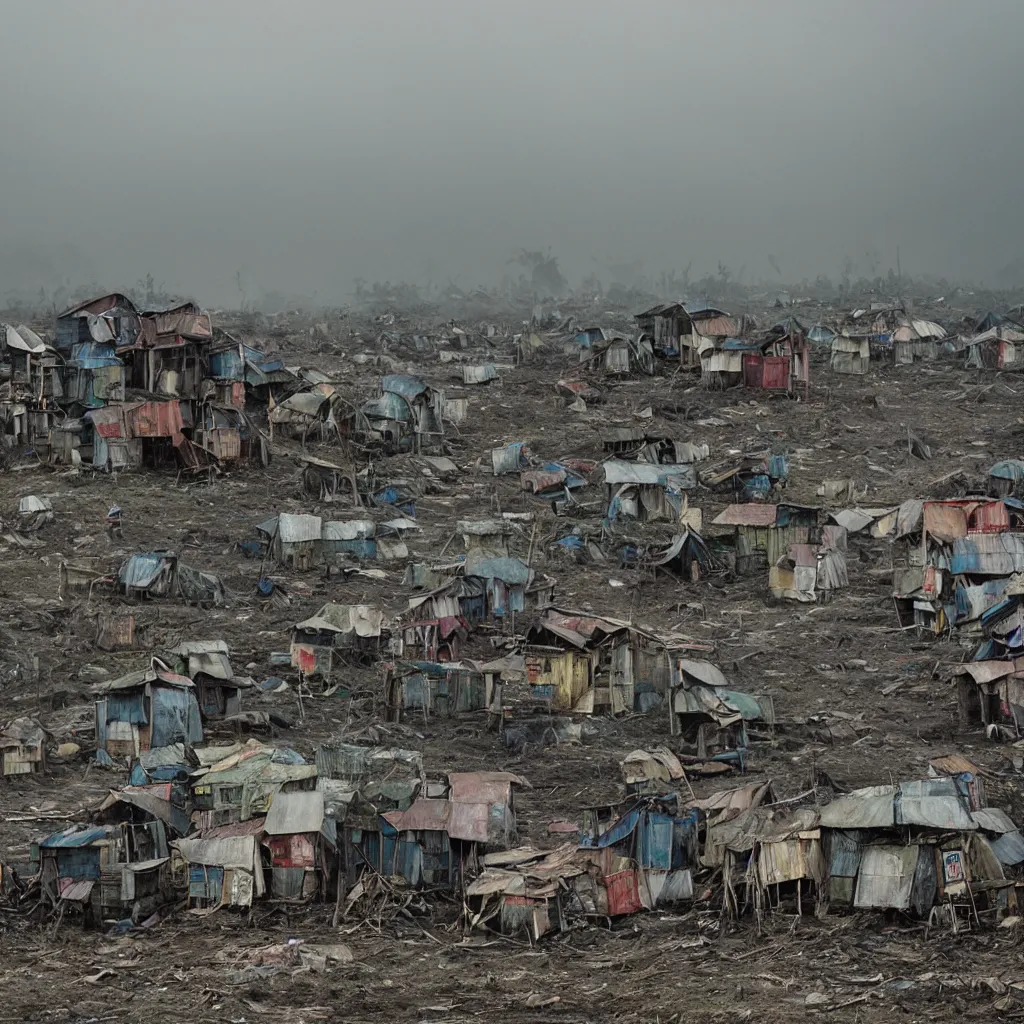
[264,790,325,835]
[712,504,778,527]
[278,513,323,544]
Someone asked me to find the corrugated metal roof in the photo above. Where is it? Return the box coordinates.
[972,808,1017,834]
[603,460,696,487]
[322,520,375,541]
[529,620,589,649]
[693,315,737,337]
[951,533,1024,576]
[676,659,728,688]
[5,324,47,353]
[954,661,1016,684]
[990,830,1024,866]
[380,374,429,399]
[383,797,451,833]
[92,665,193,693]
[819,786,897,829]
[712,504,778,527]
[265,790,325,835]
[58,293,136,319]
[42,825,109,848]
[58,879,96,902]
[201,818,268,839]
[465,555,532,584]
[278,513,322,544]
[895,779,976,830]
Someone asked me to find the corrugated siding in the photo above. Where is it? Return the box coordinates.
[636,813,674,870]
[604,869,643,916]
[151,686,203,749]
[127,401,184,439]
[209,349,244,380]
[854,845,918,910]
[827,830,862,878]
[761,355,790,389]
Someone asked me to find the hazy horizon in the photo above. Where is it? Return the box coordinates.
[2,0,1023,306]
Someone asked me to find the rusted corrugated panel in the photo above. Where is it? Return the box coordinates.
[384,798,451,833]
[448,772,522,806]
[58,878,96,902]
[201,818,267,840]
[446,801,490,843]
[954,661,1016,684]
[603,869,643,916]
[970,501,1010,534]
[58,293,136,319]
[127,400,184,439]
[923,503,968,543]
[712,504,778,527]
[694,316,737,337]
[742,352,762,387]
[761,356,790,389]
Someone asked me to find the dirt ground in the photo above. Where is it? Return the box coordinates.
[3,303,1024,1022]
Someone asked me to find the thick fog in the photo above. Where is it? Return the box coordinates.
[2,0,1023,305]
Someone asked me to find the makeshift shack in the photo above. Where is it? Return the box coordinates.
[174,826,267,909]
[818,778,1013,923]
[891,498,1024,634]
[669,659,772,764]
[191,743,317,830]
[166,640,249,721]
[768,525,848,602]
[710,503,820,574]
[39,823,171,925]
[93,663,203,759]
[0,718,47,776]
[603,460,696,523]
[576,795,699,916]
[466,845,583,939]
[291,604,388,676]
[384,660,489,721]
[263,790,336,901]
[954,660,1024,738]
[118,551,224,606]
[360,374,445,454]
[830,333,871,375]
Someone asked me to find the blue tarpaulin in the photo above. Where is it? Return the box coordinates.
[151,686,203,748]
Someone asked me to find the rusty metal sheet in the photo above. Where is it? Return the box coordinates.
[970,500,1011,534]
[603,869,643,916]
[922,502,969,543]
[693,316,737,338]
[58,878,96,902]
[448,771,522,806]
[712,504,778,527]
[445,800,490,843]
[383,798,451,833]
[126,400,184,439]
[761,355,790,389]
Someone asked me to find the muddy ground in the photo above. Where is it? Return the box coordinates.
[2,306,1024,1022]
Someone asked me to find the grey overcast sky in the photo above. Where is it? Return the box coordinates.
[1,0,1022,304]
